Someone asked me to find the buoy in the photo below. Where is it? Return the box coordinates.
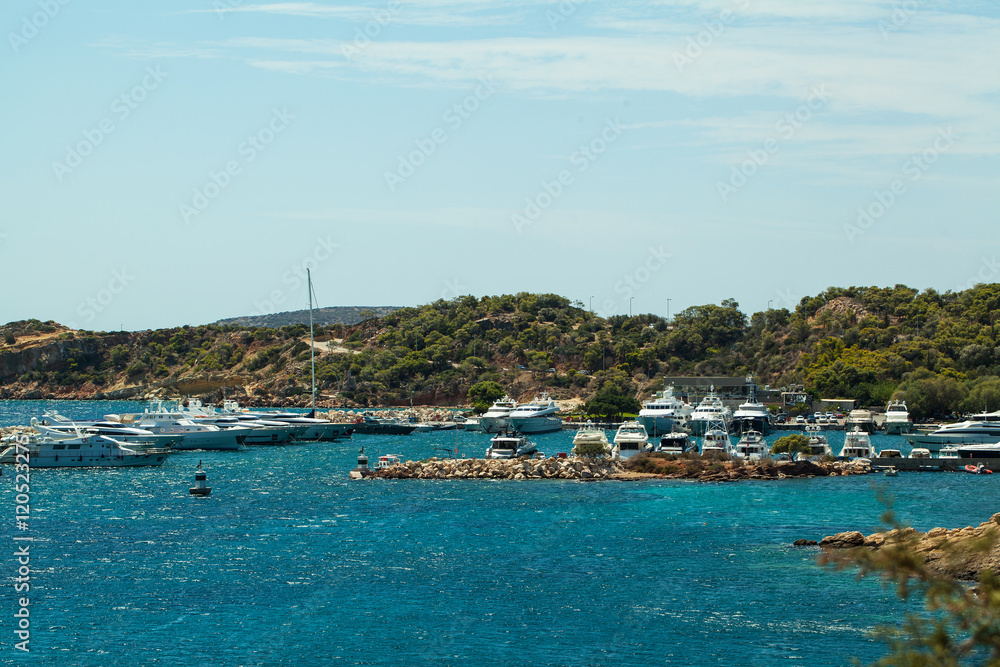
[189,463,212,496]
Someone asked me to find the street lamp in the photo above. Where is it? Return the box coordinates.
[666,298,671,323]
[629,296,634,318]
[589,296,593,314]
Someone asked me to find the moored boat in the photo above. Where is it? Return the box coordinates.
[688,386,733,436]
[882,399,913,435]
[571,422,611,457]
[612,421,650,460]
[508,393,562,434]
[486,432,537,459]
[841,427,872,460]
[479,395,518,434]
[846,409,876,434]
[657,430,692,455]
[733,429,767,461]
[636,382,692,436]
[0,433,169,468]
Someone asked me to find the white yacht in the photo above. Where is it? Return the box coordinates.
[636,383,692,436]
[612,421,650,460]
[571,422,611,457]
[657,430,692,455]
[485,432,537,459]
[508,393,562,434]
[902,419,1000,451]
[701,418,730,456]
[479,395,518,434]
[688,386,733,436]
[114,402,248,450]
[33,414,183,449]
[795,424,833,461]
[181,399,307,445]
[846,409,876,434]
[734,430,767,461]
[0,433,169,468]
[840,427,872,459]
[731,376,772,434]
[882,400,912,435]
[463,418,482,432]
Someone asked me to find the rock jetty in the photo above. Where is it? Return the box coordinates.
[365,456,872,482]
[816,513,1000,581]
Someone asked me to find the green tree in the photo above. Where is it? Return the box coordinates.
[467,381,505,413]
[584,382,640,421]
[771,434,811,458]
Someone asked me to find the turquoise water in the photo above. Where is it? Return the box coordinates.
[2,400,994,666]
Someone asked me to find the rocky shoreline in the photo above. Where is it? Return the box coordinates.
[807,513,1000,581]
[363,456,873,482]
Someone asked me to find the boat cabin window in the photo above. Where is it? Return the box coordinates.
[53,444,65,450]
[68,444,80,449]
[621,443,639,450]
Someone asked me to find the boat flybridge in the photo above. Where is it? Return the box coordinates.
[612,421,650,460]
[479,395,518,434]
[508,393,562,434]
[636,382,692,436]
[882,399,913,435]
[688,386,733,436]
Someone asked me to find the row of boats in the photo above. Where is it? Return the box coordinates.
[0,399,354,467]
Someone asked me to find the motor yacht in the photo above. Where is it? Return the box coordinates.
[180,399,306,444]
[114,401,248,450]
[612,421,650,460]
[731,376,772,434]
[840,427,873,459]
[688,386,733,436]
[701,418,730,456]
[571,422,611,457]
[0,433,169,468]
[479,395,518,434]
[902,420,1000,451]
[657,430,692,455]
[882,400,912,435]
[485,432,537,459]
[846,409,876,434]
[508,393,562,434]
[734,430,767,461]
[908,448,931,459]
[636,382,692,436]
[33,414,183,449]
[795,424,833,461]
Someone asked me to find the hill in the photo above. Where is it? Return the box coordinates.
[214,306,400,328]
[2,284,999,417]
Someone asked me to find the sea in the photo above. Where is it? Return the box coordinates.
[1,400,994,666]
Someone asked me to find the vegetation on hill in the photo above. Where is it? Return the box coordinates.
[2,284,999,413]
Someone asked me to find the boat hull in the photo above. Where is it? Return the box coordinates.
[636,414,675,436]
[172,432,246,451]
[883,420,912,435]
[479,417,510,433]
[509,416,562,434]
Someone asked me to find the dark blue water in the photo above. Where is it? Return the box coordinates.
[2,401,992,666]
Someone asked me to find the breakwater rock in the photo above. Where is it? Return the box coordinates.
[817,513,1000,581]
[367,456,872,482]
[375,456,626,480]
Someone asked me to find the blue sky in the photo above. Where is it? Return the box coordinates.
[2,0,998,331]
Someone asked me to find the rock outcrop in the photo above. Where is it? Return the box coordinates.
[817,513,1000,581]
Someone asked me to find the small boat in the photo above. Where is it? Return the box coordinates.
[486,432,537,459]
[884,467,898,477]
[375,454,402,470]
[908,448,931,459]
[612,421,650,460]
[571,422,611,457]
[965,464,992,474]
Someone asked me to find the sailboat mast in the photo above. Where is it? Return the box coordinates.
[308,268,316,412]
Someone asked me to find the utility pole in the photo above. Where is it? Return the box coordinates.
[589,296,593,314]
[629,296,634,318]
[666,298,671,323]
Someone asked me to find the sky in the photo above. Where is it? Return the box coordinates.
[2,0,998,331]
